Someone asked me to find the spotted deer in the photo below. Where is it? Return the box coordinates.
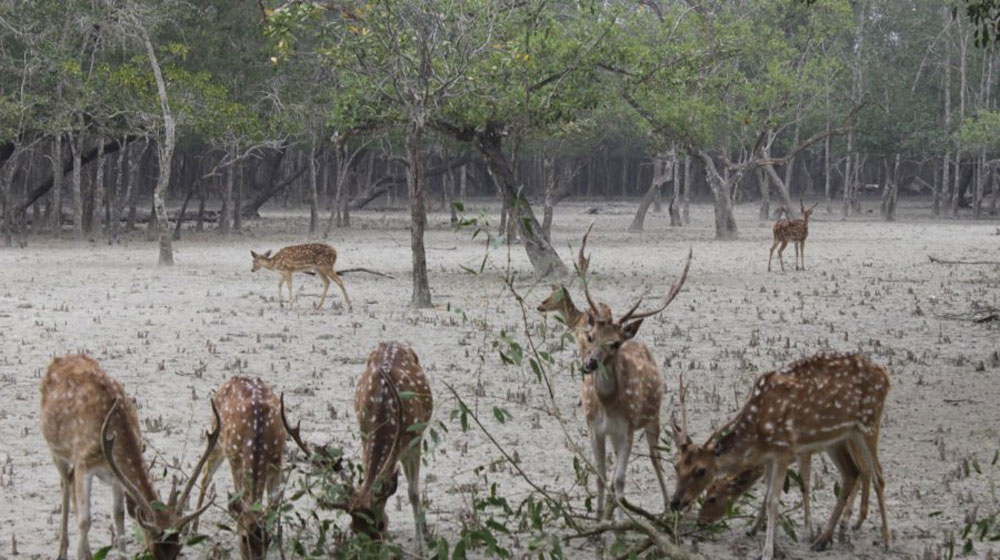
[283,341,432,549]
[251,243,352,310]
[699,443,874,537]
[536,285,607,357]
[670,353,890,560]
[40,354,220,560]
[575,223,692,519]
[768,200,819,272]
[192,377,286,560]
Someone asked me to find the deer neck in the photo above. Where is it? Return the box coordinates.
[559,292,584,329]
[112,425,167,524]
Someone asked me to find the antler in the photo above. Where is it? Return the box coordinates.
[618,247,692,324]
[670,372,691,446]
[101,398,159,528]
[577,222,599,313]
[280,393,314,458]
[174,398,221,521]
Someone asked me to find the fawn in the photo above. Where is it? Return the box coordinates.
[670,353,890,560]
[251,243,352,310]
[193,376,286,560]
[284,341,432,549]
[40,354,220,560]
[768,200,818,271]
[575,223,692,519]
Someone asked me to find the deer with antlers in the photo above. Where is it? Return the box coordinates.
[536,285,606,358]
[574,223,691,519]
[40,354,220,560]
[251,243,352,310]
[670,353,890,560]
[283,341,432,549]
[768,200,819,272]
[191,376,286,560]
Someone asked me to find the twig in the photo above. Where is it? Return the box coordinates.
[336,267,394,278]
[928,255,1000,265]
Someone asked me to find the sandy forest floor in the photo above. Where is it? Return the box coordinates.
[1,199,999,560]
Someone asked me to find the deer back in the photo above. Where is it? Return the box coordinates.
[353,342,432,516]
[273,243,337,270]
[213,376,285,553]
[40,355,165,524]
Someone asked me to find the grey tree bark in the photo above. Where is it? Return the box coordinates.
[407,124,432,308]
[143,34,175,265]
[50,137,63,235]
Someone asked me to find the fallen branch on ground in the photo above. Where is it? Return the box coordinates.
[929,255,1000,265]
[336,267,393,278]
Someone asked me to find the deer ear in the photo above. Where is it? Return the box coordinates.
[622,319,644,340]
[250,250,258,258]
[264,250,272,258]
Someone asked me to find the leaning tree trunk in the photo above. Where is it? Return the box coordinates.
[144,34,174,266]
[761,164,796,218]
[630,153,672,232]
[407,124,432,308]
[758,167,770,221]
[695,149,739,240]
[475,124,568,277]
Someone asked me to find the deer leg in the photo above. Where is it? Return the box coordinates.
[854,432,890,550]
[276,275,285,307]
[777,240,788,271]
[762,458,790,560]
[286,271,295,307]
[403,452,427,551]
[191,447,223,535]
[590,427,608,521]
[314,269,330,309]
[112,484,126,552]
[768,238,780,272]
[644,425,670,512]
[799,240,807,270]
[797,452,812,538]
[812,444,859,551]
[55,461,72,560]
[328,267,352,311]
[265,467,285,559]
[74,468,94,560]
[609,430,634,520]
[749,461,773,536]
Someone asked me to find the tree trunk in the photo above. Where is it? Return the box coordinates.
[475,124,568,277]
[308,133,320,236]
[92,139,105,237]
[682,154,691,224]
[233,161,243,231]
[143,34,174,266]
[542,153,555,241]
[824,123,832,213]
[1,148,15,247]
[669,155,681,226]
[758,168,770,221]
[110,139,125,243]
[695,149,738,239]
[51,136,63,235]
[219,150,234,234]
[880,155,899,222]
[630,152,671,232]
[70,133,83,240]
[407,125,432,308]
[843,133,853,217]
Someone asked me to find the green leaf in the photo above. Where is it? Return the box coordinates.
[94,546,113,560]
[453,200,465,212]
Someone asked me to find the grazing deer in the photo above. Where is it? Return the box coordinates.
[284,341,432,549]
[698,443,874,537]
[40,354,220,560]
[251,243,352,310]
[193,377,286,560]
[670,353,890,560]
[768,200,819,272]
[575,223,692,519]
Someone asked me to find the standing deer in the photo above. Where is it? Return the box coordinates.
[536,285,608,357]
[193,377,286,560]
[40,354,220,560]
[283,341,432,549]
[670,353,890,560]
[575,223,692,519]
[251,243,352,310]
[768,200,819,272]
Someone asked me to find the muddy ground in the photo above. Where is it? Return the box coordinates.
[1,199,998,559]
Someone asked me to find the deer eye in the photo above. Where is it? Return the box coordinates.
[586,334,594,343]
[610,341,622,350]
[695,468,707,478]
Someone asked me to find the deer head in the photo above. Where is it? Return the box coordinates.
[101,398,221,559]
[800,200,818,222]
[576,223,691,392]
[250,250,272,272]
